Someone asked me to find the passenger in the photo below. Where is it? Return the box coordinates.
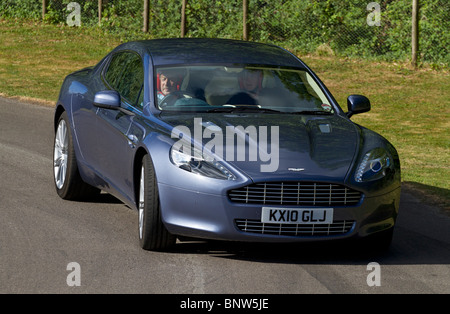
[239,69,263,96]
[227,69,263,106]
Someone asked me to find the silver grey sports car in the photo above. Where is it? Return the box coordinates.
[53,38,401,251]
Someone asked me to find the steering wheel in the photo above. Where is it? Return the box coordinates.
[159,91,196,108]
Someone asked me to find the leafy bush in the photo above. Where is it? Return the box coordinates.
[185,0,241,38]
[0,0,41,19]
[0,0,448,65]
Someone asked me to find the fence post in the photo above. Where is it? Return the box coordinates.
[181,0,187,37]
[98,0,102,26]
[243,0,249,40]
[143,0,149,32]
[411,0,419,68]
[42,0,47,20]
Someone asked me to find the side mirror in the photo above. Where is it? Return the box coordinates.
[346,95,370,118]
[93,90,120,109]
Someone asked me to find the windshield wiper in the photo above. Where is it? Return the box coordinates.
[205,107,332,115]
[206,107,284,114]
[291,110,333,115]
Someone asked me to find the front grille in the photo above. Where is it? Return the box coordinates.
[235,219,355,237]
[228,182,362,206]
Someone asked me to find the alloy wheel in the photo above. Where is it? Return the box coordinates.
[54,119,68,189]
[138,165,145,240]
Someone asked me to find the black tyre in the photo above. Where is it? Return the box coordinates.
[138,154,176,251]
[53,111,99,200]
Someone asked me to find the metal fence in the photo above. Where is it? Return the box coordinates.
[1,0,448,66]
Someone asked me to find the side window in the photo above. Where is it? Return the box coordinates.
[105,53,127,90]
[104,51,144,109]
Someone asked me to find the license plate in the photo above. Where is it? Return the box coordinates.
[261,207,333,224]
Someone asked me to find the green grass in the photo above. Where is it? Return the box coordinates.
[302,56,450,209]
[1,19,449,209]
[0,19,122,102]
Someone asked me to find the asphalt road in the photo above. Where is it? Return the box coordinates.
[1,96,449,294]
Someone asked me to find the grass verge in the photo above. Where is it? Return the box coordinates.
[0,19,449,209]
[0,19,121,103]
[302,55,449,209]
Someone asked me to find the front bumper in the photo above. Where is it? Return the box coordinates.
[158,182,400,243]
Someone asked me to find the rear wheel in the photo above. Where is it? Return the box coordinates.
[138,154,176,251]
[53,111,99,200]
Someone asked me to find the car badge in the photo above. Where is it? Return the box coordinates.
[288,168,305,172]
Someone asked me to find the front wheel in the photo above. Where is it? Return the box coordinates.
[53,111,99,200]
[138,154,176,251]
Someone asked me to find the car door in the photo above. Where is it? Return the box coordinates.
[94,51,145,201]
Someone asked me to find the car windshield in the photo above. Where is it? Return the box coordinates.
[155,65,334,114]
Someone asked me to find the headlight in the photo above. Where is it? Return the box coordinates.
[355,147,392,182]
[170,146,236,180]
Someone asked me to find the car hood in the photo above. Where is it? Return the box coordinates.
[159,113,360,182]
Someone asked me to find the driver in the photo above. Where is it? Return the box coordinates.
[157,69,182,104]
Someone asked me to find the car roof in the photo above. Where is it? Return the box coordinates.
[116,38,306,68]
